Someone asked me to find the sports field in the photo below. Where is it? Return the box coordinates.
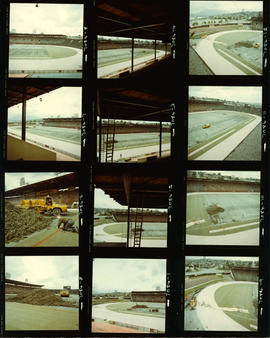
[186,192,260,237]
[9,44,77,60]
[104,222,167,240]
[215,283,258,331]
[98,48,156,67]
[193,30,262,75]
[213,31,262,75]
[188,111,260,160]
[9,44,82,78]
[99,132,170,152]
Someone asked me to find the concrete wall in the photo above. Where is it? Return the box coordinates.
[10,34,82,49]
[231,268,259,282]
[189,99,261,116]
[7,135,56,161]
[187,179,260,193]
[113,212,167,223]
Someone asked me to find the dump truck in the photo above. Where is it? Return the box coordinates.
[19,195,67,216]
[60,285,71,297]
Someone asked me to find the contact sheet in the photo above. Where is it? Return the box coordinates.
[0,0,269,337]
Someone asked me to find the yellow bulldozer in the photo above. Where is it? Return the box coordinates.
[19,195,67,216]
[60,285,71,297]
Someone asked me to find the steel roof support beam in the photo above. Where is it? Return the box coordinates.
[22,87,26,141]
[101,22,166,36]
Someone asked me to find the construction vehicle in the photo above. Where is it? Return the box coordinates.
[202,123,211,129]
[60,285,71,297]
[19,195,67,216]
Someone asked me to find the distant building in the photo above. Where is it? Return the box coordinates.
[251,16,263,30]
[131,291,166,303]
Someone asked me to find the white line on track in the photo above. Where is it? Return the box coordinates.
[215,48,261,75]
[194,114,261,160]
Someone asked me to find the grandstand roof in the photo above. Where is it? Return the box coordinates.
[98,85,172,122]
[5,173,79,197]
[8,83,60,108]
[96,0,174,42]
[95,163,169,208]
[5,278,43,288]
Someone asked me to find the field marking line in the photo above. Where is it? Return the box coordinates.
[185,278,222,291]
[195,115,261,160]
[209,221,259,233]
[186,219,206,228]
[32,228,61,247]
[189,129,234,157]
[215,47,261,75]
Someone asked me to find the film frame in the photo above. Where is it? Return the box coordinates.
[0,0,269,337]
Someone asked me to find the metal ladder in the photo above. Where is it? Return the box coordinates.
[102,119,116,162]
[133,198,144,248]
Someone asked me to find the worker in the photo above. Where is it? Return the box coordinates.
[46,195,52,206]
[57,217,76,232]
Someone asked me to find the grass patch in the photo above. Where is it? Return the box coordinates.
[213,44,262,75]
[106,302,165,318]
[186,219,259,236]
[103,223,127,235]
[94,218,115,227]
[92,298,128,306]
[215,283,258,331]
[185,276,227,297]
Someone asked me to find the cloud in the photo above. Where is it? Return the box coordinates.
[189,86,262,105]
[8,87,82,121]
[94,188,126,209]
[6,256,79,289]
[5,172,71,191]
[93,259,166,293]
[10,4,83,36]
[190,1,262,15]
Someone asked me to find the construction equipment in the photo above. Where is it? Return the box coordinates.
[202,123,211,129]
[19,195,67,216]
[60,285,71,297]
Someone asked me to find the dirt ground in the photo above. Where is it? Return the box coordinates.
[5,202,54,243]
[92,320,144,333]
[6,301,78,330]
[8,288,78,308]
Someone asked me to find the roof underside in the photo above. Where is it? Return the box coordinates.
[5,173,79,197]
[8,84,60,108]
[96,0,174,42]
[98,86,172,122]
[95,165,169,209]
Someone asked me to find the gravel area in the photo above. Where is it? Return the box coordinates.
[226,123,261,160]
[189,46,213,75]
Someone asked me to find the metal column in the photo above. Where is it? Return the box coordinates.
[159,121,162,157]
[154,39,157,60]
[127,203,130,247]
[22,88,26,141]
[131,37,134,72]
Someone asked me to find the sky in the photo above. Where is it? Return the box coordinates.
[189,170,260,180]
[8,87,82,122]
[6,256,79,289]
[93,259,166,293]
[189,86,262,105]
[5,172,71,191]
[10,3,83,36]
[190,1,263,15]
[94,188,126,209]
[187,256,259,262]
